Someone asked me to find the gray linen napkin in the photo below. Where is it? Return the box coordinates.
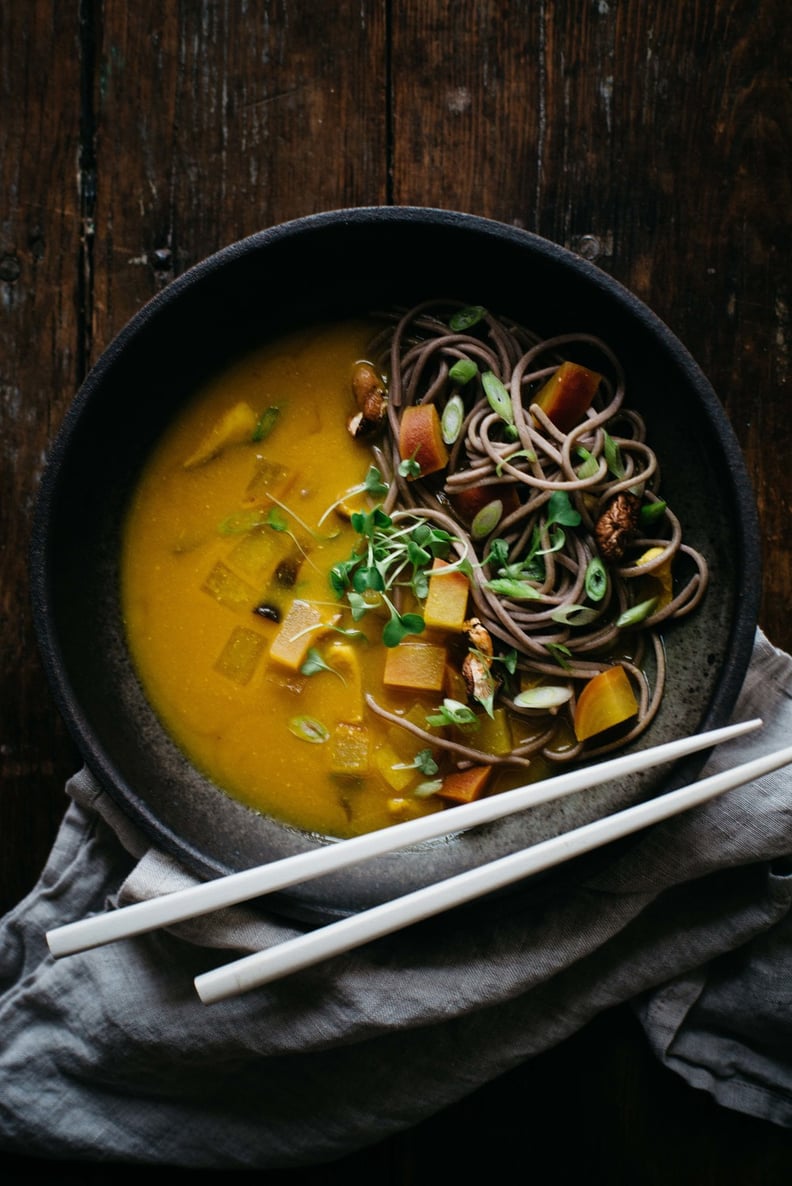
[1,627,792,1169]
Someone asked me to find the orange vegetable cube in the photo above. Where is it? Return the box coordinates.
[635,546,674,610]
[423,558,470,632]
[573,665,638,742]
[329,722,370,777]
[268,600,339,671]
[436,765,492,804]
[398,404,449,478]
[183,401,258,468]
[533,360,602,433]
[383,641,448,692]
[451,482,520,524]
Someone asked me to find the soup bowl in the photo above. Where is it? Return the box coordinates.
[30,207,760,921]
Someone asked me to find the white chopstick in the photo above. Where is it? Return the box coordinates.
[47,717,761,960]
[195,735,792,1005]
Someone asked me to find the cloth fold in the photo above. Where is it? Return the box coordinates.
[2,627,792,1168]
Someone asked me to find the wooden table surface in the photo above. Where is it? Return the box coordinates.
[2,2,791,1181]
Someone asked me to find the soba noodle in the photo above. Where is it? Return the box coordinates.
[362,299,708,767]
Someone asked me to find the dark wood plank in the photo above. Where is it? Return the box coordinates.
[0,0,83,914]
[89,0,389,352]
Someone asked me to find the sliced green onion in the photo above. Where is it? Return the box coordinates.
[448,358,478,386]
[575,447,600,479]
[413,779,443,798]
[252,406,280,442]
[486,577,542,599]
[585,556,608,602]
[471,499,503,540]
[288,715,330,744]
[449,305,486,332]
[604,432,626,478]
[441,393,465,444]
[513,686,573,710]
[551,604,601,626]
[640,499,668,526]
[616,596,659,628]
[481,371,514,425]
[496,447,537,475]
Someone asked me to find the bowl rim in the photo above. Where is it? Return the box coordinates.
[28,205,762,903]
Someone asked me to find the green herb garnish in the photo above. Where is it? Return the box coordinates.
[449,305,487,332]
[425,699,480,731]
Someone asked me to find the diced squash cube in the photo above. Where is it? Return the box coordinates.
[471,707,513,756]
[374,743,417,792]
[214,626,267,685]
[268,599,339,670]
[386,703,440,759]
[329,722,370,777]
[398,404,449,478]
[443,662,469,703]
[387,797,429,822]
[202,561,258,613]
[451,482,520,524]
[436,765,492,804]
[573,665,638,742]
[183,401,258,468]
[422,558,470,632]
[325,641,365,722]
[383,641,448,692]
[532,360,602,434]
[227,527,287,583]
[635,545,674,610]
[243,458,295,506]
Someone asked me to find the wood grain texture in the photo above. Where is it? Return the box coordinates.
[1,0,791,1179]
[89,0,388,351]
[0,0,83,910]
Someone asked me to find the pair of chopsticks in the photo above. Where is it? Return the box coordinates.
[46,718,792,1004]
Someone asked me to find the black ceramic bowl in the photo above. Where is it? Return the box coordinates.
[30,207,760,921]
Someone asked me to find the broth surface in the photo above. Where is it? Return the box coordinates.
[122,321,499,837]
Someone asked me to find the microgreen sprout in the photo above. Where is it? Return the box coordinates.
[492,647,519,675]
[299,647,346,682]
[317,465,390,527]
[381,595,425,647]
[398,455,422,479]
[265,492,338,544]
[392,747,439,777]
[496,447,537,476]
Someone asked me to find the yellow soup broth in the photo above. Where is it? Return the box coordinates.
[122,320,500,838]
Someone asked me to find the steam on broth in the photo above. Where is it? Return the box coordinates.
[121,304,707,839]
